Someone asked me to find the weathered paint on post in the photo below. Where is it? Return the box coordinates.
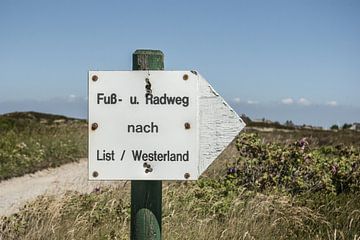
[131,49,163,240]
[132,49,164,71]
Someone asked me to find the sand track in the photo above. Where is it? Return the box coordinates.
[0,159,122,216]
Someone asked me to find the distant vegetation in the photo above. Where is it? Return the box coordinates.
[242,114,360,132]
[245,126,360,147]
[0,112,359,239]
[330,124,339,130]
[0,112,87,180]
[342,123,353,130]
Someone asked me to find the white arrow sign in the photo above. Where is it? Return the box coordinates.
[88,71,245,180]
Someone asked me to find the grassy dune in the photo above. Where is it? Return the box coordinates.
[0,112,87,180]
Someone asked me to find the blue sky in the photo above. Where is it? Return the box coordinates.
[1,0,359,127]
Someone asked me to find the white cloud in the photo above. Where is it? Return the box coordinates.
[67,94,77,102]
[247,100,259,105]
[281,98,294,105]
[326,101,338,107]
[298,98,311,106]
[233,97,241,103]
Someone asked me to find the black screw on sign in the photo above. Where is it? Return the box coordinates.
[91,123,98,130]
[92,75,98,81]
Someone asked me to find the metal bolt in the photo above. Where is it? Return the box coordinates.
[92,75,98,81]
[184,173,190,179]
[92,171,99,178]
[145,168,153,173]
[183,74,189,80]
[184,122,191,129]
[91,123,98,130]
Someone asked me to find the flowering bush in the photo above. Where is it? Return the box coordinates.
[230,133,360,194]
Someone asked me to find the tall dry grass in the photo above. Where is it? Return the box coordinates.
[3,180,359,240]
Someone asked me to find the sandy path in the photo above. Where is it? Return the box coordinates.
[0,159,124,216]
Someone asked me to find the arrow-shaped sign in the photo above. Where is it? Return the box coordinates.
[198,72,246,176]
[88,71,245,180]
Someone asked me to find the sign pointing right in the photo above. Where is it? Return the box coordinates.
[198,72,246,176]
[88,70,245,180]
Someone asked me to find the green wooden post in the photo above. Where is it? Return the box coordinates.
[131,49,163,240]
